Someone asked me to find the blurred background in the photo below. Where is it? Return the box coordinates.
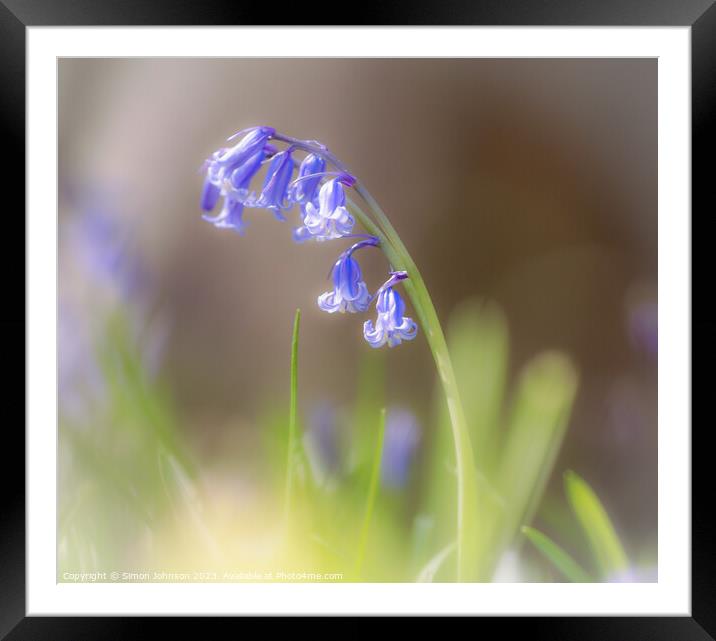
[58,58,656,582]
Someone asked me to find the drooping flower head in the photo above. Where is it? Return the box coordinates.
[200,127,419,349]
[364,273,417,348]
[201,128,276,233]
[318,252,371,314]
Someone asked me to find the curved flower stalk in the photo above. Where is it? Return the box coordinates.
[200,127,479,580]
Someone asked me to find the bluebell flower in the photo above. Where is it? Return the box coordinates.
[227,149,265,195]
[294,177,355,242]
[244,149,295,219]
[201,128,274,221]
[318,253,371,314]
[363,280,417,348]
[214,126,275,170]
[288,153,326,206]
[381,408,421,488]
[202,197,247,234]
[202,148,267,233]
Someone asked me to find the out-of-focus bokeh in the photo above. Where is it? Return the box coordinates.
[58,58,656,582]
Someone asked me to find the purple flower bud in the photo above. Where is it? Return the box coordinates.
[318,253,371,314]
[363,285,417,348]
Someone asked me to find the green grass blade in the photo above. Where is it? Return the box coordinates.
[351,349,386,470]
[521,526,593,583]
[493,352,578,574]
[447,299,509,477]
[283,308,301,528]
[416,542,456,582]
[354,407,386,579]
[564,470,628,577]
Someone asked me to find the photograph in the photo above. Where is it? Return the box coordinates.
[56,57,658,584]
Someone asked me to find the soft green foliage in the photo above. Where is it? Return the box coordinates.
[283,308,302,527]
[492,352,578,567]
[58,309,193,576]
[422,299,578,581]
[354,408,386,578]
[564,470,629,577]
[521,526,592,583]
[448,300,509,476]
[60,298,595,583]
[521,471,630,582]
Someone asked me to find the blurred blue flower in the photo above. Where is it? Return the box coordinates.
[303,404,343,485]
[318,253,371,314]
[60,192,167,420]
[363,278,417,348]
[58,302,105,420]
[67,201,144,300]
[628,299,657,362]
[381,407,420,488]
[607,566,657,583]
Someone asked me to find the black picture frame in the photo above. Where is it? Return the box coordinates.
[3,0,712,635]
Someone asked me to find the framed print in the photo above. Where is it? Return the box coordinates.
[4,0,713,635]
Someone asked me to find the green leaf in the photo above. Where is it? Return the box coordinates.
[521,526,593,583]
[416,542,456,582]
[564,470,628,577]
[447,299,509,477]
[494,352,578,573]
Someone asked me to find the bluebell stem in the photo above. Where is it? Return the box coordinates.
[381,407,420,488]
